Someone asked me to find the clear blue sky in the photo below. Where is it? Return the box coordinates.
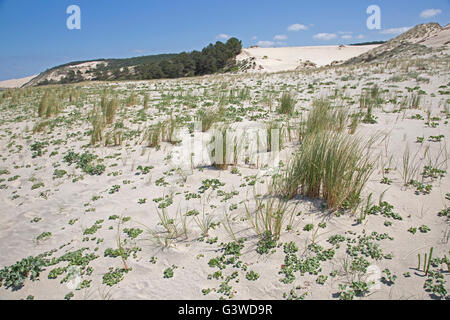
[0,0,448,80]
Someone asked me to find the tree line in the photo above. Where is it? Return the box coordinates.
[134,37,242,80]
[38,38,242,85]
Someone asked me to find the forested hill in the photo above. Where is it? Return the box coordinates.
[26,38,242,86]
[136,37,242,79]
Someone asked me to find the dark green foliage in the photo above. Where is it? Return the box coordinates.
[103,267,130,286]
[36,232,52,241]
[39,38,242,85]
[123,228,143,239]
[30,141,47,158]
[64,292,74,300]
[366,201,402,220]
[136,38,242,80]
[163,266,177,279]
[63,151,106,176]
[223,241,244,257]
[0,256,47,289]
[246,270,260,281]
[53,169,67,179]
[256,231,277,255]
[199,179,225,193]
[424,271,447,298]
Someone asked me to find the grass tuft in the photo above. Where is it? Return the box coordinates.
[277,92,296,115]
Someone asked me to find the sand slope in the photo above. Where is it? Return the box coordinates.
[0,75,38,89]
[237,45,380,72]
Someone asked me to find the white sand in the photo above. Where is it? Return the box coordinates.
[0,25,449,300]
[0,75,37,88]
[237,45,380,72]
[0,62,448,300]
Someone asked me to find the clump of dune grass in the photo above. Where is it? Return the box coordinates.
[277,92,296,115]
[143,93,150,109]
[164,113,181,145]
[193,210,214,237]
[89,108,105,145]
[299,98,349,139]
[126,91,138,107]
[360,85,382,124]
[400,144,422,187]
[37,92,49,118]
[33,120,52,134]
[143,114,180,148]
[199,105,225,132]
[38,91,61,118]
[68,87,82,104]
[101,96,119,125]
[112,128,123,146]
[361,101,377,124]
[104,124,124,147]
[238,87,251,101]
[156,208,185,240]
[218,93,228,108]
[261,91,276,113]
[348,114,360,134]
[139,208,188,248]
[244,187,297,240]
[145,122,164,148]
[278,131,375,212]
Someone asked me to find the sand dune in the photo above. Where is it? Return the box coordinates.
[0,75,37,89]
[237,45,380,72]
[0,46,379,88]
[0,23,449,301]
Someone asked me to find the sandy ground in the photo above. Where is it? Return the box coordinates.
[237,45,380,72]
[0,75,37,89]
[0,27,449,300]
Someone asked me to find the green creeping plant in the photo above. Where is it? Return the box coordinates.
[256,232,277,255]
[0,256,47,289]
[63,151,106,176]
[408,227,417,234]
[64,292,74,300]
[36,232,52,241]
[419,225,431,233]
[103,267,131,286]
[316,275,328,285]
[123,228,143,239]
[83,221,103,235]
[381,269,397,286]
[366,201,402,220]
[108,185,120,194]
[428,135,444,142]
[199,179,225,193]
[246,270,260,281]
[163,265,177,279]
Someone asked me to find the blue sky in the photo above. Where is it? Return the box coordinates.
[0,0,448,80]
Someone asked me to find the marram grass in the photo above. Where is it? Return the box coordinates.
[278,131,375,211]
[277,92,296,115]
[299,98,349,139]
